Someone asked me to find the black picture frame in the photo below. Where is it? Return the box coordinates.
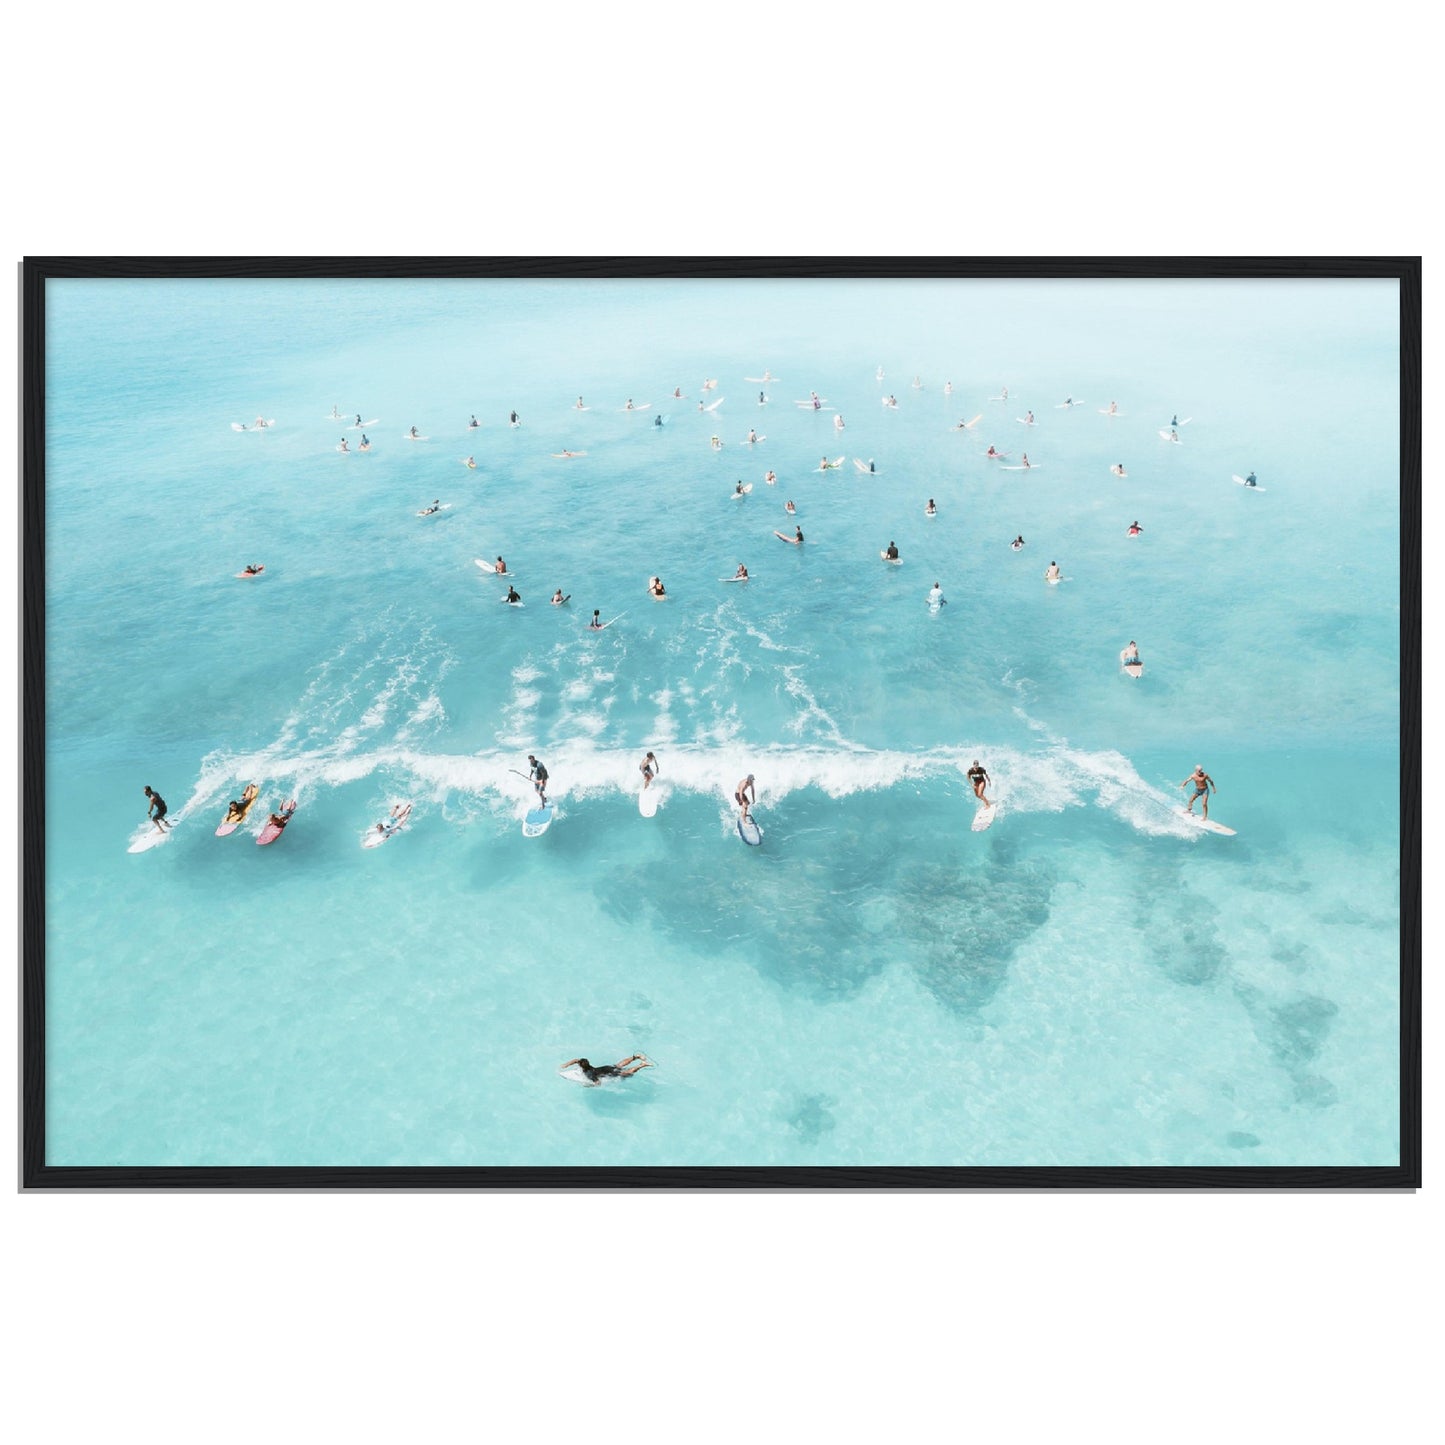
[20,255,1421,1190]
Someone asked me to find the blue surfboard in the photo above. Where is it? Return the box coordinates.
[737,815,762,846]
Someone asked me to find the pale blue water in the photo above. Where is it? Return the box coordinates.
[42,277,1401,1167]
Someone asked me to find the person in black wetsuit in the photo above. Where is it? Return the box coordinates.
[562,1055,653,1085]
[527,754,549,806]
[143,785,171,832]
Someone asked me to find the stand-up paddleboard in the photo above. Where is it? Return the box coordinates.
[1110,465,1128,477]
[737,814,763,846]
[1158,430,1182,444]
[639,787,659,818]
[1232,475,1267,491]
[474,559,518,579]
[621,402,653,411]
[215,784,260,836]
[256,800,297,846]
[551,451,587,459]
[703,397,725,412]
[971,803,997,832]
[1121,650,1144,678]
[362,802,412,848]
[731,484,753,498]
[235,566,265,579]
[522,803,555,837]
[853,459,879,473]
[1178,808,1235,836]
[818,457,844,471]
[232,420,276,431]
[774,531,802,544]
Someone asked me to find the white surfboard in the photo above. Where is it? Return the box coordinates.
[1098,408,1123,416]
[927,591,946,612]
[417,503,452,516]
[880,551,902,564]
[1046,576,1065,585]
[954,415,983,431]
[349,419,379,429]
[703,397,725,412]
[587,611,628,631]
[232,420,276,431]
[551,451,587,459]
[1016,417,1035,425]
[854,459,878,474]
[731,484,753,498]
[1178,808,1235,836]
[522,804,555,837]
[795,398,827,407]
[1055,400,1085,408]
[1121,652,1143,678]
[621,403,652,412]
[1110,465,1128,477]
[1233,475,1266,491]
[128,819,180,852]
[818,457,844,471]
[971,803,997,832]
[1158,430,1182,444]
[743,435,766,444]
[737,815,763,846]
[403,433,430,442]
[639,787,659,818]
[501,597,525,607]
[1001,464,1043,471]
[719,574,752,582]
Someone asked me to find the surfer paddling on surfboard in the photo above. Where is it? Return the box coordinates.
[1180,766,1216,820]
[561,1055,654,1086]
[966,761,994,809]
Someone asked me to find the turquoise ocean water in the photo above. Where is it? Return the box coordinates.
[41,277,1400,1167]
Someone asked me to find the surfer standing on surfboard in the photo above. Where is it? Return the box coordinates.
[640,752,659,789]
[966,761,993,809]
[528,755,549,808]
[734,774,756,822]
[1180,766,1216,820]
[143,785,172,833]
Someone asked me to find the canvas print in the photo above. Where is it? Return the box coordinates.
[28,265,1411,1179]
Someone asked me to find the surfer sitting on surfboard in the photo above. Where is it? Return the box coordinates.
[1127,521,1143,536]
[1180,766,1216,820]
[734,564,749,580]
[648,576,667,598]
[505,585,521,604]
[551,589,569,606]
[734,773,756,822]
[241,564,264,576]
[966,761,993,809]
[1045,562,1061,582]
[883,541,900,561]
[562,1055,653,1086]
[1121,641,1141,668]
